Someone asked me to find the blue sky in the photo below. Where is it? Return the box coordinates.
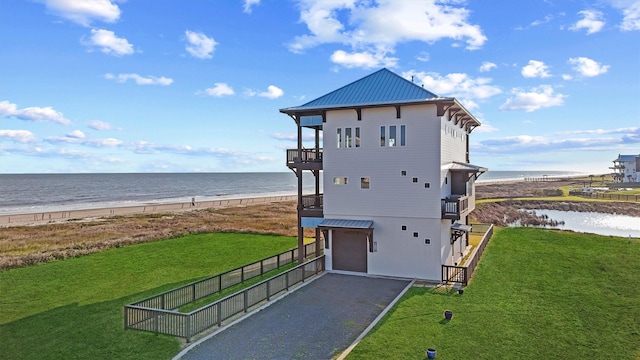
[1,0,638,174]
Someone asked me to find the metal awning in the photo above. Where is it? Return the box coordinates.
[451,223,472,232]
[318,219,374,229]
[442,161,487,180]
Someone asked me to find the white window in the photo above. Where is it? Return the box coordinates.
[389,125,396,147]
[400,125,406,146]
[345,128,352,148]
[361,177,370,189]
[333,177,348,185]
[336,128,342,148]
[380,126,386,147]
[355,127,360,147]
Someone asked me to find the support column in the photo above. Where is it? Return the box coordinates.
[297,119,304,264]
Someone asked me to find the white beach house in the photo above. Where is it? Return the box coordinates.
[280,68,486,282]
[611,154,640,183]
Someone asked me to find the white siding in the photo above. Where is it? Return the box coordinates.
[323,105,443,219]
[321,103,473,281]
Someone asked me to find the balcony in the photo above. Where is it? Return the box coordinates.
[300,194,323,217]
[286,148,323,171]
[441,195,469,220]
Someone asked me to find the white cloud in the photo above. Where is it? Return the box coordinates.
[258,85,284,99]
[185,30,217,59]
[416,51,430,62]
[474,127,640,155]
[43,0,121,26]
[0,130,36,143]
[479,61,497,72]
[83,29,134,56]
[89,120,113,130]
[499,85,566,112]
[0,100,71,125]
[617,1,640,30]
[557,127,639,136]
[67,130,85,139]
[521,60,551,78]
[568,57,610,77]
[531,14,553,27]
[570,10,605,34]
[330,49,398,69]
[404,71,501,101]
[289,0,486,68]
[46,135,123,147]
[105,73,174,85]
[243,0,260,14]
[202,83,235,97]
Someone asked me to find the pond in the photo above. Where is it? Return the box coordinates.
[524,209,640,238]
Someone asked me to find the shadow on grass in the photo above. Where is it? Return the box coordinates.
[0,279,204,360]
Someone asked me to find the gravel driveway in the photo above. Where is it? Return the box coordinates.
[176,273,411,360]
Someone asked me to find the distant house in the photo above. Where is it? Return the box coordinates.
[280,68,486,282]
[611,154,640,183]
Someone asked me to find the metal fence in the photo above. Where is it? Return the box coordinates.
[125,256,325,341]
[578,192,640,202]
[442,224,494,286]
[126,241,321,312]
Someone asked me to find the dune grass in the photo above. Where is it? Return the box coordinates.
[347,227,640,360]
[0,232,296,360]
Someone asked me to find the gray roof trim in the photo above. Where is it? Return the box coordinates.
[280,97,452,115]
[318,219,374,229]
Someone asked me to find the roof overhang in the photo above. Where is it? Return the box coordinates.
[280,98,481,133]
[443,161,488,180]
[450,223,471,244]
[451,223,472,232]
[318,219,373,229]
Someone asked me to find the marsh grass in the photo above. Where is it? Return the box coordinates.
[346,227,640,359]
[0,201,303,269]
[0,232,297,360]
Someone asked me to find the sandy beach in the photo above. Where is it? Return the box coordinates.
[0,195,297,227]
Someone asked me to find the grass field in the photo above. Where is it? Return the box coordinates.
[0,232,296,360]
[347,227,640,360]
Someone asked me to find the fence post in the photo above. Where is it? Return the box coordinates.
[260,259,264,276]
[124,306,129,329]
[192,284,196,303]
[286,271,289,291]
[186,314,191,342]
[241,266,245,283]
[266,281,271,301]
[244,291,248,313]
[277,254,280,268]
[161,294,165,310]
[217,303,222,327]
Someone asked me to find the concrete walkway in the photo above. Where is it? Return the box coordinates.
[176,273,411,360]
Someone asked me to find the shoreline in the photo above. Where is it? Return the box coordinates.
[0,195,297,227]
[0,175,594,226]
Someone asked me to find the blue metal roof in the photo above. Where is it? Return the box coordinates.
[318,219,374,229]
[613,154,639,162]
[281,68,439,113]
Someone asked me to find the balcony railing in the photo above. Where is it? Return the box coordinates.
[441,195,469,220]
[300,194,323,217]
[286,149,323,170]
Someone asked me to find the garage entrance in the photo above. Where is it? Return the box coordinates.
[332,230,368,272]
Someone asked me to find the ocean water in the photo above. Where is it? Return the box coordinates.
[0,170,582,215]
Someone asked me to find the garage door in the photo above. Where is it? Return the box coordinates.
[332,230,367,272]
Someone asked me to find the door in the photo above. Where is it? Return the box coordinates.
[332,230,367,272]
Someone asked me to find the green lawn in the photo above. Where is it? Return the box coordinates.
[347,227,640,360]
[0,232,296,360]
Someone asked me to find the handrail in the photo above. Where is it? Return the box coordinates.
[125,256,325,341]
